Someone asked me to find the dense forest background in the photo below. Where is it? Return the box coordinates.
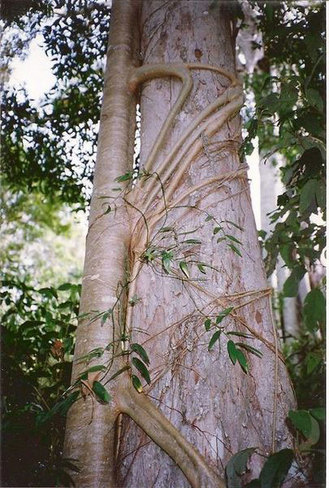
[1,1,325,486]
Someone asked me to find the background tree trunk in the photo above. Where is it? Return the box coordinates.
[117,1,295,486]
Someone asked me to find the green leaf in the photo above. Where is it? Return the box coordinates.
[228,243,242,257]
[310,407,325,422]
[213,226,222,235]
[235,342,263,358]
[162,257,171,274]
[184,238,202,245]
[107,365,130,382]
[101,310,112,325]
[132,374,143,393]
[226,234,242,245]
[79,365,106,376]
[280,83,298,110]
[179,261,190,279]
[225,220,243,231]
[279,244,294,266]
[204,318,212,331]
[289,410,320,448]
[226,331,251,339]
[76,347,105,363]
[205,214,213,222]
[283,267,306,297]
[227,340,237,364]
[208,330,221,351]
[217,237,226,243]
[236,349,248,373]
[132,357,151,384]
[197,263,207,274]
[259,449,294,488]
[92,381,111,404]
[58,283,74,291]
[38,287,58,299]
[288,410,313,438]
[225,447,256,488]
[299,179,317,215]
[315,184,325,209]
[115,172,132,182]
[305,88,323,112]
[305,352,322,374]
[216,307,233,324]
[131,343,150,365]
[303,288,325,332]
[299,415,320,449]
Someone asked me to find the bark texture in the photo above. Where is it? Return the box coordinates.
[117,1,295,487]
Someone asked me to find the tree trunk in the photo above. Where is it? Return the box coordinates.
[64,1,296,487]
[117,1,295,486]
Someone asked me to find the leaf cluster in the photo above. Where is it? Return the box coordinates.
[1,278,80,486]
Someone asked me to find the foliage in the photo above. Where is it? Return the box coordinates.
[225,447,294,488]
[1,0,111,208]
[1,278,80,486]
[244,2,325,287]
[242,3,326,484]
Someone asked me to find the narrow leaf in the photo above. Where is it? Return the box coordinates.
[92,381,111,404]
[185,238,202,245]
[131,343,150,365]
[228,243,242,257]
[80,365,106,376]
[76,347,104,363]
[235,342,263,358]
[225,220,244,231]
[227,340,237,364]
[216,307,234,324]
[132,357,151,384]
[227,331,252,339]
[162,257,171,274]
[115,172,132,182]
[179,261,190,279]
[107,365,130,382]
[204,318,212,331]
[208,330,221,351]
[198,263,207,274]
[132,374,143,393]
[236,349,248,374]
[226,234,242,245]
